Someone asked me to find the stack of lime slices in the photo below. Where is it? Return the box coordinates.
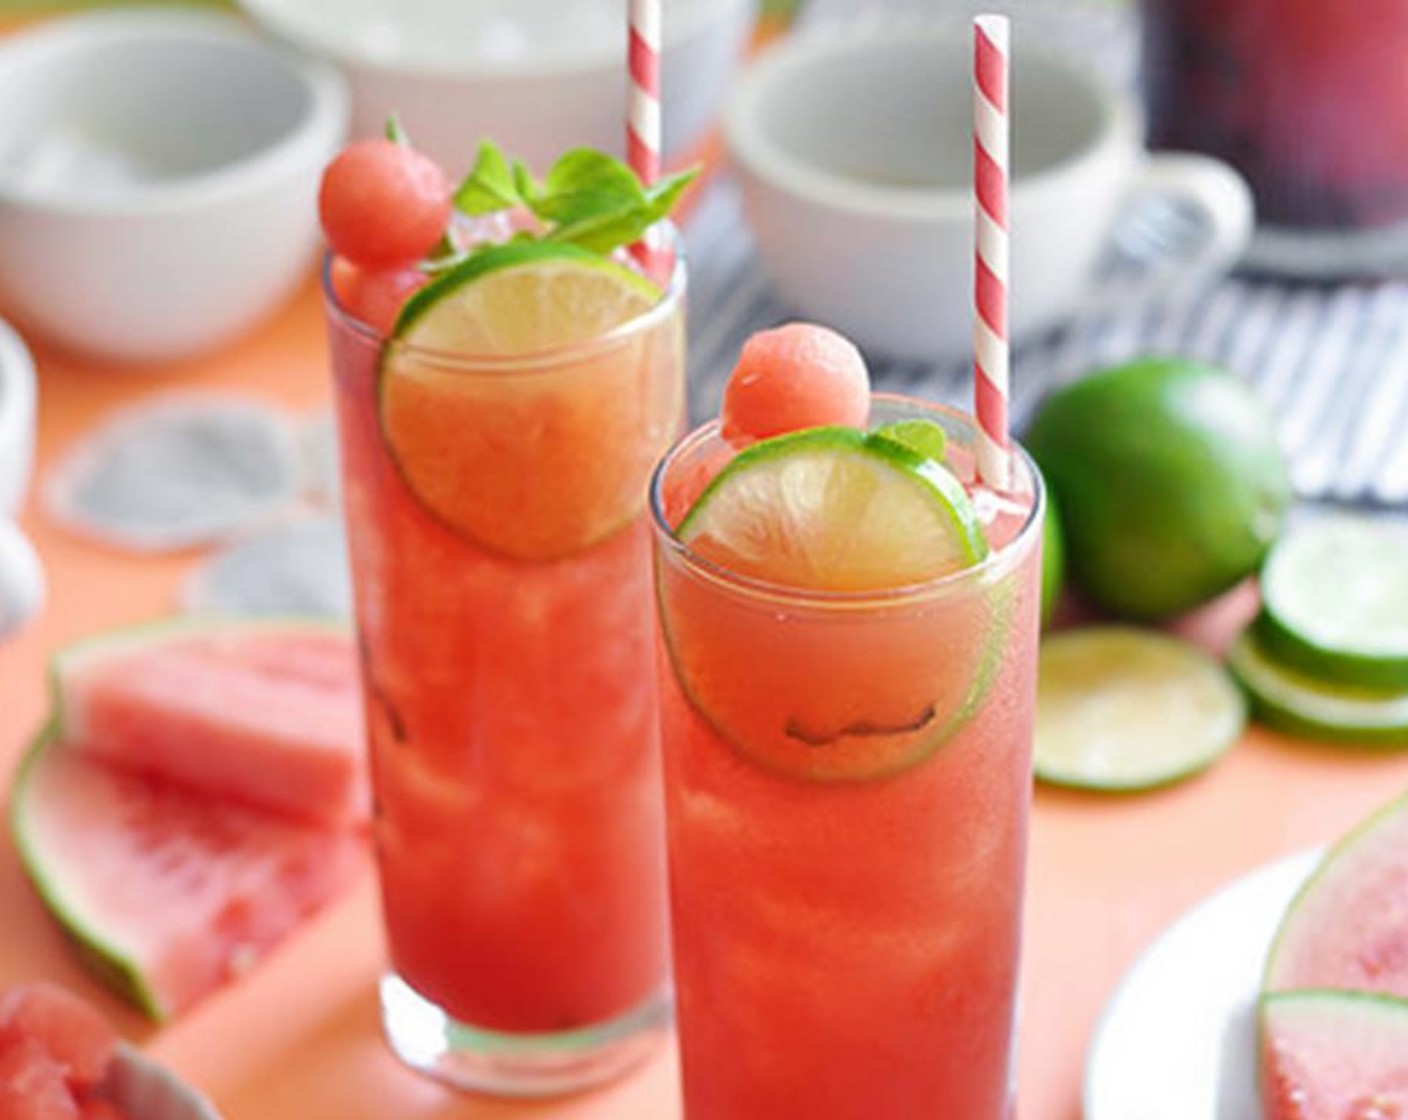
[1228,516,1408,745]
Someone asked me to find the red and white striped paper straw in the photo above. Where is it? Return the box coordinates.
[627,0,665,278]
[973,14,1011,491]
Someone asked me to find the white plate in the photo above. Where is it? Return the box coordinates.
[1084,849,1323,1120]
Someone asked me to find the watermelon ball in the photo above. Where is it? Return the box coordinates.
[318,139,452,270]
[0,984,117,1092]
[721,323,870,445]
[329,257,428,336]
[0,1037,79,1120]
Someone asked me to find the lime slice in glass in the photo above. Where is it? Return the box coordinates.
[1258,516,1408,690]
[1035,627,1245,790]
[393,241,660,352]
[1228,626,1408,746]
[662,427,999,782]
[679,426,988,592]
[378,242,680,560]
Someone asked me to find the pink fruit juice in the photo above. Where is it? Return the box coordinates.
[1143,0,1408,232]
[651,397,1045,1119]
[324,255,685,1092]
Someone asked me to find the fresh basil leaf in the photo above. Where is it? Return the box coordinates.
[385,114,411,146]
[449,141,698,261]
[512,160,541,210]
[534,149,645,226]
[644,167,699,222]
[547,208,653,254]
[454,140,523,215]
[421,229,463,272]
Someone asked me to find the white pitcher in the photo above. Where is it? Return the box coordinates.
[0,320,44,639]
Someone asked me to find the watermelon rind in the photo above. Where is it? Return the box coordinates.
[1262,784,1408,996]
[9,717,365,1022]
[1259,989,1408,1117]
[8,724,164,1020]
[49,613,351,743]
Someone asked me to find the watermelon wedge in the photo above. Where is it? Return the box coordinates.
[10,730,365,1021]
[1260,991,1408,1119]
[1264,788,1408,997]
[53,618,367,827]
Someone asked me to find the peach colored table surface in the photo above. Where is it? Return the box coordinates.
[2,4,1407,1099]
[4,273,1408,1120]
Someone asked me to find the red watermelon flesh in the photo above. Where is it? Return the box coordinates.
[0,1037,79,1120]
[75,1100,126,1120]
[1261,991,1408,1119]
[55,621,367,827]
[1264,790,1408,997]
[11,737,365,1021]
[0,984,117,1090]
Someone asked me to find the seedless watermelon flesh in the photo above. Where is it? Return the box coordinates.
[0,983,117,1091]
[1260,991,1408,1119]
[10,733,365,1021]
[54,619,367,827]
[1264,788,1408,997]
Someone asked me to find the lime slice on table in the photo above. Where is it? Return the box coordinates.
[1228,625,1408,746]
[1034,627,1246,791]
[1257,516,1408,690]
[379,241,680,561]
[663,427,1003,782]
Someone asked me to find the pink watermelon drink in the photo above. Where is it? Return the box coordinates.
[651,326,1044,1118]
[319,136,692,1093]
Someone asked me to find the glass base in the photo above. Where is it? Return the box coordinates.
[379,974,672,1097]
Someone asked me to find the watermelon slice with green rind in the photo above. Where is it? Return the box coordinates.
[1260,990,1408,1119]
[9,728,365,1021]
[1263,787,1408,997]
[52,617,367,827]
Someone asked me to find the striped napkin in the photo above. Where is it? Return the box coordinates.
[682,0,1408,509]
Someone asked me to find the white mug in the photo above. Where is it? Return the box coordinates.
[0,319,44,639]
[725,24,1254,361]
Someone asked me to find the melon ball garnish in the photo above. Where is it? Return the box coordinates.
[329,258,428,336]
[720,323,871,445]
[318,138,452,270]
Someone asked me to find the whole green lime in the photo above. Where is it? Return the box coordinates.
[1024,357,1292,620]
[1041,495,1065,627]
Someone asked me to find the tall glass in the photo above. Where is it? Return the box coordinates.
[651,397,1044,1118]
[324,247,685,1094]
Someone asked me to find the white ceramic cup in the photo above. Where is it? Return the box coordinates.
[725,25,1254,360]
[0,319,43,639]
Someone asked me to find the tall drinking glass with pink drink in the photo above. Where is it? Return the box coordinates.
[651,324,1045,1118]
[318,134,692,1094]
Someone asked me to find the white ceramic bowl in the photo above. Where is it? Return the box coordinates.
[108,1045,223,1120]
[237,0,755,176]
[0,318,43,638]
[0,9,349,363]
[0,318,34,516]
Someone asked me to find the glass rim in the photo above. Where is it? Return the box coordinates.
[649,394,1046,608]
[320,220,687,373]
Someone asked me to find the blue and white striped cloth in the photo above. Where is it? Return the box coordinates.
[682,0,1408,509]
